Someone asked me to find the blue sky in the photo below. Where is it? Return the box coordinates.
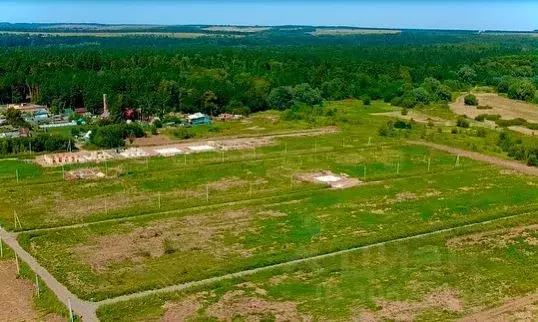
[0,1,536,31]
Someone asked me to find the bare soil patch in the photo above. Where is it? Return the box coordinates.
[508,126,538,136]
[447,224,538,250]
[74,210,256,271]
[206,290,311,321]
[450,93,538,122]
[65,168,105,180]
[356,289,462,321]
[131,136,174,146]
[296,171,362,189]
[460,292,538,322]
[371,111,451,125]
[0,262,63,321]
[162,296,202,321]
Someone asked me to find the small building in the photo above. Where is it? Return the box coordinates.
[74,107,89,116]
[187,112,212,125]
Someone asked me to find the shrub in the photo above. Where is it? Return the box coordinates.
[172,127,195,140]
[456,117,470,128]
[476,128,487,138]
[361,95,371,106]
[401,108,408,116]
[451,128,458,134]
[464,94,478,106]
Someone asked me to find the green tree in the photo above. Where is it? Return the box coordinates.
[464,94,478,106]
[267,86,294,110]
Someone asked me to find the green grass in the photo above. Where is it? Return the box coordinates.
[96,212,538,321]
[3,99,538,319]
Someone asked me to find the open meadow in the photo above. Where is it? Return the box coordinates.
[0,99,536,322]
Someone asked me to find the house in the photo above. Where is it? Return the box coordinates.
[74,107,89,116]
[33,109,50,122]
[187,112,212,125]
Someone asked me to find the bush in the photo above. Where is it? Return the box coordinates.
[451,128,458,134]
[475,128,487,138]
[464,94,478,106]
[172,127,195,140]
[456,117,470,128]
[401,108,408,116]
[361,95,371,106]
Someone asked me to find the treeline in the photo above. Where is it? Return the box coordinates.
[0,134,72,155]
[0,39,536,120]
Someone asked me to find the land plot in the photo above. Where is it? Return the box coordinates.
[96,212,538,321]
[0,143,483,230]
[18,163,538,300]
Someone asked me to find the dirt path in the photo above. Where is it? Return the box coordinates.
[0,227,98,322]
[460,292,538,321]
[408,141,538,176]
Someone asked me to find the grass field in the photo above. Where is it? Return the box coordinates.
[2,99,538,320]
[96,212,538,321]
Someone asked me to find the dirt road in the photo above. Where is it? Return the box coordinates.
[408,141,538,176]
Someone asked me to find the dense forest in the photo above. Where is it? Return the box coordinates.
[0,29,537,121]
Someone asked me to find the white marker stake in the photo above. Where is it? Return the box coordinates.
[0,236,3,258]
[146,157,149,169]
[428,157,431,172]
[455,155,460,167]
[368,137,372,146]
[397,161,400,175]
[35,274,40,298]
[158,192,161,209]
[206,185,209,202]
[68,298,74,322]
[16,169,19,183]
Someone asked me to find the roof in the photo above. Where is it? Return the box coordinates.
[75,108,89,114]
[187,112,207,120]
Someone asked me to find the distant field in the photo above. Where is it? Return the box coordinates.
[450,93,538,123]
[310,28,401,36]
[0,31,235,38]
[203,26,270,33]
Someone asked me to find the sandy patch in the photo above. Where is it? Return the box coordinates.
[356,289,462,321]
[203,26,270,33]
[447,224,538,250]
[508,126,538,136]
[206,290,311,321]
[296,171,362,189]
[74,211,255,271]
[450,93,538,123]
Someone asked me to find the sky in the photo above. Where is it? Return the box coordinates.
[0,0,536,31]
